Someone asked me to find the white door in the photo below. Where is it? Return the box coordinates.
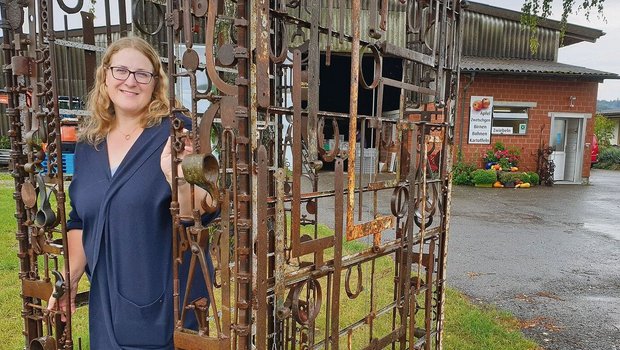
[564,119,581,182]
[550,119,567,181]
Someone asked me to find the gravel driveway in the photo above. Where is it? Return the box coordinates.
[448,169,620,350]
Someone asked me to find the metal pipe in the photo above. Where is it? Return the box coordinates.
[458,72,475,150]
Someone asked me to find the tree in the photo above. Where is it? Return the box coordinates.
[594,114,614,147]
[520,0,606,53]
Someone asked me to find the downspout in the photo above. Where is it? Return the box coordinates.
[458,72,475,150]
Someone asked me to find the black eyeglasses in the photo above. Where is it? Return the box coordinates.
[108,66,156,84]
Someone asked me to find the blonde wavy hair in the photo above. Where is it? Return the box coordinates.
[79,36,169,145]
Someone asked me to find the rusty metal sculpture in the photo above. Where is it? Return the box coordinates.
[2,0,460,349]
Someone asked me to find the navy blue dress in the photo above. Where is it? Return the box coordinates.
[68,117,216,349]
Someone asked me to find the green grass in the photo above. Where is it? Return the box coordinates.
[0,180,90,349]
[0,178,538,349]
[292,221,539,350]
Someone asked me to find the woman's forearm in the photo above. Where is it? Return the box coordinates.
[66,229,86,283]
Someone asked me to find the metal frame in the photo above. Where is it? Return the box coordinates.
[1,0,460,348]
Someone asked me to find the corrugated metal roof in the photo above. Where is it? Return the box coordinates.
[288,1,408,53]
[464,1,604,46]
[599,110,620,116]
[461,10,558,60]
[460,56,620,79]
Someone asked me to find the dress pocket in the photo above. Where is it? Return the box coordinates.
[112,288,173,348]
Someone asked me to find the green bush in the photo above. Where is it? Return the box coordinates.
[594,115,615,147]
[498,172,530,184]
[595,146,620,170]
[452,161,476,186]
[471,169,497,185]
[0,136,10,149]
[526,171,540,185]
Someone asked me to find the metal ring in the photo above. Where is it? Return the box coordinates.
[132,1,164,36]
[172,116,185,131]
[29,335,57,350]
[358,44,381,90]
[291,278,322,325]
[390,185,409,219]
[57,0,84,14]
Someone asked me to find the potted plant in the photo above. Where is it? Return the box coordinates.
[482,142,521,170]
[471,169,497,187]
[482,149,498,169]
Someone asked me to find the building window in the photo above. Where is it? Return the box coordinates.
[492,106,529,135]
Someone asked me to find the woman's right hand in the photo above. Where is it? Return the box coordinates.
[47,276,79,322]
[47,229,86,322]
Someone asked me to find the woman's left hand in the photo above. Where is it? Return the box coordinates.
[160,131,192,186]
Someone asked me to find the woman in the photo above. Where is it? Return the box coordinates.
[48,36,215,349]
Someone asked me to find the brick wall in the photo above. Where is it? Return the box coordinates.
[454,74,598,180]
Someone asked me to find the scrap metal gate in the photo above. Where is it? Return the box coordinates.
[1,0,460,348]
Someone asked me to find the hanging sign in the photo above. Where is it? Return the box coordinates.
[468,96,493,144]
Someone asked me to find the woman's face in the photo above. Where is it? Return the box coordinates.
[105,47,156,119]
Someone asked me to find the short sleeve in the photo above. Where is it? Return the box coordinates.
[66,145,83,231]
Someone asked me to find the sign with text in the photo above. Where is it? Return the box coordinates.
[468,96,493,144]
[492,126,513,135]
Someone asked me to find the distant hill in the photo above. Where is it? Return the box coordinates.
[597,99,620,111]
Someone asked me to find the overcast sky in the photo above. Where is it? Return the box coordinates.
[486,0,620,101]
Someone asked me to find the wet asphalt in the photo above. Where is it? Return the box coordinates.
[448,169,620,350]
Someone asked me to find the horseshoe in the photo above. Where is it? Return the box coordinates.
[413,184,438,228]
[317,118,340,162]
[345,264,363,299]
[413,198,433,228]
[269,17,289,64]
[291,278,322,325]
